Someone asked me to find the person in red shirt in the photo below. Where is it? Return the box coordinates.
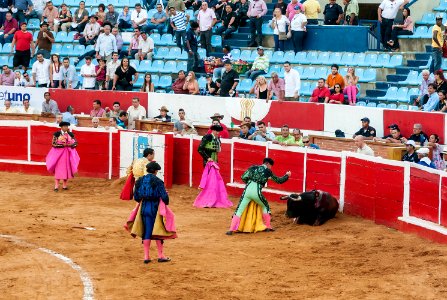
[206,113,230,138]
[11,22,35,70]
[328,84,345,104]
[171,70,189,94]
[0,12,18,45]
[309,78,330,103]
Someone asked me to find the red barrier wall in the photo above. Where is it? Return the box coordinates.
[260,102,325,131]
[267,149,305,192]
[409,167,440,224]
[172,138,190,185]
[383,110,445,143]
[0,126,28,160]
[441,177,447,227]
[305,153,341,199]
[232,142,267,185]
[49,89,148,115]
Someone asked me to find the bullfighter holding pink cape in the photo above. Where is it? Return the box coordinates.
[45,122,80,191]
[194,161,232,208]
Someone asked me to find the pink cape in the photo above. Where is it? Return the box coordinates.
[194,162,232,208]
[46,147,80,180]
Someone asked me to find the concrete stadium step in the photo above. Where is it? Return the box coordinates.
[375,82,393,90]
[237,27,250,34]
[387,74,407,82]
[366,89,387,98]
[415,53,431,60]
[228,39,252,47]
[406,59,429,67]
[231,32,251,40]
[395,66,421,74]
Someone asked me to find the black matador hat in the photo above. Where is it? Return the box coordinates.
[59,121,70,127]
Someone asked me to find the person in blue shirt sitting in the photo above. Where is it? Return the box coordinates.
[116,111,128,129]
[421,83,440,112]
[416,147,436,169]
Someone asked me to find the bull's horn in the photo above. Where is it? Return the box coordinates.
[279,195,289,200]
[290,196,302,202]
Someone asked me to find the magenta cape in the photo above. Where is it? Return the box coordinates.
[194,162,232,208]
[46,147,80,180]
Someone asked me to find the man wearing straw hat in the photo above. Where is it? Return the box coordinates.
[180,119,197,135]
[154,105,171,122]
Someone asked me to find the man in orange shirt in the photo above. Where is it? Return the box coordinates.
[326,64,345,92]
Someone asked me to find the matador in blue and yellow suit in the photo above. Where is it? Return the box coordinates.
[227,158,290,235]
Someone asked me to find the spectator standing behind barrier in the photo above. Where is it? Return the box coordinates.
[197,2,216,57]
[401,123,428,146]
[344,67,359,105]
[292,128,304,146]
[304,0,321,25]
[401,140,418,163]
[32,53,51,87]
[154,105,172,122]
[388,7,412,51]
[106,52,120,90]
[428,134,446,170]
[41,1,58,31]
[249,121,275,142]
[0,99,17,113]
[283,61,300,101]
[220,60,239,97]
[127,97,147,130]
[61,57,78,89]
[416,148,436,169]
[378,0,409,51]
[144,4,167,35]
[273,124,295,146]
[80,56,96,90]
[421,83,440,112]
[54,4,72,33]
[131,3,148,30]
[95,59,107,90]
[49,54,62,88]
[19,99,35,114]
[249,76,268,100]
[90,100,106,118]
[274,0,287,15]
[290,5,307,53]
[11,22,34,70]
[267,72,285,101]
[245,46,269,81]
[172,70,189,94]
[106,101,122,118]
[112,57,138,91]
[0,65,15,86]
[170,7,189,51]
[326,64,344,91]
[323,0,343,25]
[353,117,376,140]
[95,25,118,62]
[173,108,186,133]
[309,78,330,103]
[0,12,18,45]
[35,22,54,59]
[70,1,89,33]
[270,8,290,52]
[140,73,155,92]
[373,127,403,143]
[247,0,267,48]
[430,14,444,74]
[118,6,132,30]
[41,92,60,116]
[62,106,78,126]
[354,135,374,156]
[343,0,359,25]
[186,21,200,72]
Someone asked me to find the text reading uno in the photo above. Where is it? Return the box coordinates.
[1,92,31,102]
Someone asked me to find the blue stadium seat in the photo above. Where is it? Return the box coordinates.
[66,31,78,43]
[198,48,206,59]
[293,66,303,75]
[407,87,419,100]
[134,76,144,88]
[434,0,447,11]
[421,26,434,38]
[53,0,63,6]
[367,103,377,108]
[410,26,427,38]
[160,34,175,46]
[409,105,419,111]
[371,53,390,67]
[329,52,342,65]
[211,35,222,48]
[318,52,330,65]
[27,18,40,30]
[387,103,397,109]
[85,44,95,52]
[137,60,151,73]
[300,82,311,96]
[72,45,85,56]
[0,56,8,66]
[295,52,307,64]
[52,43,63,55]
[340,53,355,66]
[247,50,259,63]
[419,57,431,70]
[361,68,376,82]
[186,9,195,21]
[238,50,250,62]
[398,70,419,85]
[150,75,159,87]
[55,32,68,43]
[377,103,387,108]
[177,61,187,72]
[418,13,435,25]
[60,44,74,56]
[161,61,177,74]
[264,50,273,61]
[230,49,241,60]
[301,67,315,80]
[147,9,157,20]
[358,53,377,67]
[151,33,161,45]
[397,104,408,110]
[339,67,348,76]
[384,55,403,68]
[270,51,285,64]
[283,51,297,64]
[198,76,206,89]
[33,31,39,40]
[377,87,398,101]
[261,23,274,35]
[178,49,188,60]
[154,47,169,60]
[442,58,447,70]
[356,101,366,106]
[353,53,365,66]
[148,60,164,73]
[157,75,172,89]
[236,79,252,93]
[314,67,328,80]
[129,59,139,70]
[265,65,282,77]
[306,51,319,64]
[0,43,11,54]
[395,87,409,102]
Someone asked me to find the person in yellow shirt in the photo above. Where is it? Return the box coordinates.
[303,0,321,25]
[0,100,18,113]
[430,14,444,74]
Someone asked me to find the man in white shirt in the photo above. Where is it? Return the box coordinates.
[61,57,78,89]
[0,99,18,113]
[31,53,51,87]
[378,0,409,50]
[127,97,147,130]
[19,99,35,114]
[95,25,117,62]
[106,52,120,90]
[197,2,216,57]
[136,31,154,61]
[80,56,96,90]
[283,61,300,101]
[131,3,148,30]
[354,135,374,156]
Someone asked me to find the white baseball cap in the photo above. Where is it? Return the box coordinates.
[416,148,430,154]
[405,140,416,147]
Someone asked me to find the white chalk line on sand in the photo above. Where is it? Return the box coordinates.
[0,234,94,300]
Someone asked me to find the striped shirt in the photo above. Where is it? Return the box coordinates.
[171,11,187,31]
[252,55,269,72]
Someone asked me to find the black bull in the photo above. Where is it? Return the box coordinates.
[280,190,339,226]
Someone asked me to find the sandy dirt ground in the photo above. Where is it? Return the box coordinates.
[1,172,447,300]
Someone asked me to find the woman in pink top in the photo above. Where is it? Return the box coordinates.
[388,8,413,51]
[343,67,359,105]
[182,71,200,95]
